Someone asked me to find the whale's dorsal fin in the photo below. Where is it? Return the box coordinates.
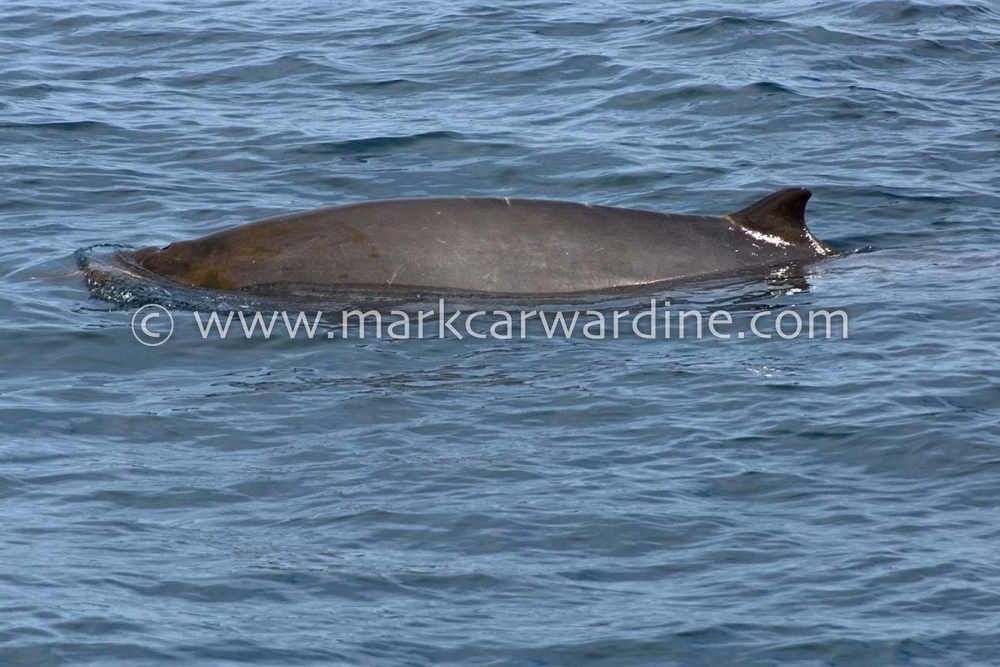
[727,188,811,241]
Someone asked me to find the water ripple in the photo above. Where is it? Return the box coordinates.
[2,0,1000,665]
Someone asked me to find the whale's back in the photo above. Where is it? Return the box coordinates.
[133,190,833,295]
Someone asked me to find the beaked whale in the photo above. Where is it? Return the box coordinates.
[126,188,835,296]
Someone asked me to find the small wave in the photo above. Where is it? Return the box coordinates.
[600,80,801,112]
[165,54,339,88]
[665,15,789,39]
[290,131,465,157]
[834,0,1000,24]
[0,120,114,133]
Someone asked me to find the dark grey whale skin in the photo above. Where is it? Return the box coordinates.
[130,188,836,296]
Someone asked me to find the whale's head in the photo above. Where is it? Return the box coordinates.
[133,241,239,290]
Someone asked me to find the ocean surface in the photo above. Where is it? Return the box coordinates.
[2,1,1000,665]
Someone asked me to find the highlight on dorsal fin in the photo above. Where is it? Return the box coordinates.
[726,188,812,242]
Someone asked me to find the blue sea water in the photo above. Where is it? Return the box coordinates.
[2,1,1000,665]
